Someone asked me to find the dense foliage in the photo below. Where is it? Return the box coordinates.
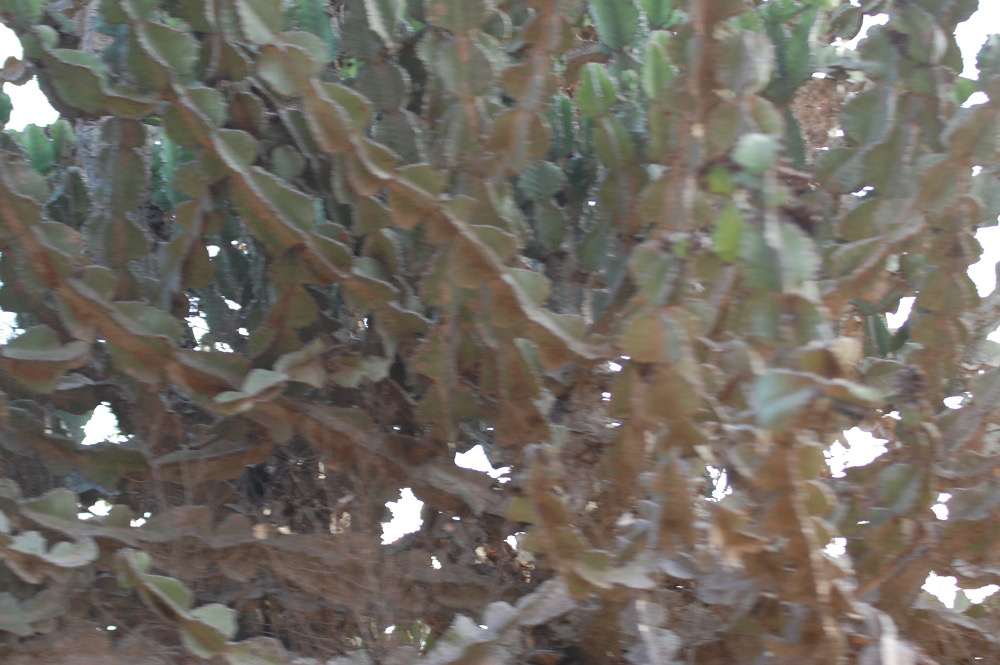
[1,0,999,662]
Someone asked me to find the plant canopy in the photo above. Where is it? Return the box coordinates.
[1,0,1000,663]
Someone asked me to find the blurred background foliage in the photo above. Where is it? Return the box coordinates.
[0,0,999,663]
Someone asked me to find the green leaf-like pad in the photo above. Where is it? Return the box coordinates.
[711,202,744,263]
[425,0,493,33]
[235,0,282,44]
[733,133,779,174]
[587,0,640,51]
[753,370,817,432]
[576,63,617,119]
